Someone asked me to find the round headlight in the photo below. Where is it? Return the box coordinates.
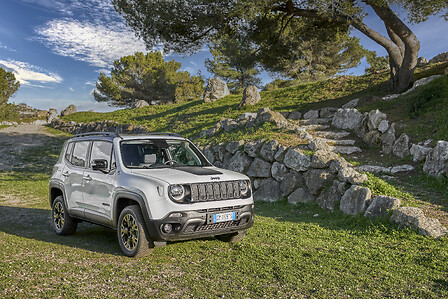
[169,184,185,202]
[239,180,249,196]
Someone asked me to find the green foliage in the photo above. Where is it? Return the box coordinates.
[0,67,20,106]
[365,51,389,74]
[94,51,204,107]
[205,34,261,92]
[361,173,415,202]
[407,76,448,118]
[0,103,19,121]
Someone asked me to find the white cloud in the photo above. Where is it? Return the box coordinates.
[0,59,63,85]
[35,18,147,68]
[68,87,74,92]
[0,42,16,52]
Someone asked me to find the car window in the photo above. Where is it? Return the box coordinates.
[90,141,113,169]
[71,141,90,168]
[64,142,74,162]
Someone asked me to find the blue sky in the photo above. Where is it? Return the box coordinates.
[0,0,447,113]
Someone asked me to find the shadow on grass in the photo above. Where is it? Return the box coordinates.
[0,205,122,255]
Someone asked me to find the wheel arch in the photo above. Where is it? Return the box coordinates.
[113,191,151,228]
[49,181,65,207]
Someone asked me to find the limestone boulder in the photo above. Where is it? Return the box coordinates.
[332,108,363,130]
[280,171,304,196]
[244,140,264,157]
[271,162,289,182]
[239,85,261,107]
[134,100,149,108]
[288,188,315,204]
[391,207,448,238]
[429,52,448,64]
[61,104,77,116]
[316,181,346,211]
[320,107,338,118]
[410,144,431,162]
[392,133,410,158]
[342,99,359,109]
[338,167,368,184]
[308,138,331,152]
[225,140,244,154]
[283,148,311,172]
[274,145,288,163]
[364,196,401,218]
[340,186,372,215]
[256,107,288,127]
[417,57,429,67]
[203,78,230,102]
[227,151,253,173]
[247,158,272,178]
[423,141,448,176]
[311,150,338,169]
[329,156,351,173]
[253,178,281,202]
[367,109,387,130]
[260,140,280,162]
[363,130,381,146]
[377,120,389,134]
[288,111,302,120]
[304,169,335,195]
[355,113,369,139]
[381,123,396,154]
[303,110,319,120]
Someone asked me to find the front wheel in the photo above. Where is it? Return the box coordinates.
[52,195,77,235]
[117,206,153,257]
[215,230,247,243]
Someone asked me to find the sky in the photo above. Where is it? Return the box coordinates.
[0,0,447,113]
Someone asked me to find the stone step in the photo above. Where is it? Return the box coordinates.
[297,118,333,125]
[317,138,356,146]
[313,130,351,139]
[301,124,331,131]
[329,145,362,155]
[355,164,415,174]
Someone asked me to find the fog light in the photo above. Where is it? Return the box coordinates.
[162,223,173,234]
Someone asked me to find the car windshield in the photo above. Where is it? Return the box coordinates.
[120,139,209,169]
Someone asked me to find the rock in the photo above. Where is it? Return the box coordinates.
[244,140,264,157]
[329,157,351,173]
[342,98,359,109]
[340,186,372,215]
[247,158,272,178]
[316,181,346,211]
[308,138,331,152]
[355,165,391,174]
[288,111,302,120]
[253,178,281,202]
[417,57,429,67]
[271,162,289,182]
[303,110,319,120]
[61,104,77,116]
[280,171,304,196]
[320,107,338,118]
[239,85,261,107]
[253,179,264,190]
[429,52,448,64]
[338,167,368,185]
[274,145,288,163]
[260,140,279,162]
[283,148,311,172]
[227,151,253,173]
[288,188,315,204]
[134,100,149,108]
[390,165,414,174]
[377,120,389,134]
[381,123,396,154]
[392,133,410,158]
[36,110,50,118]
[367,109,387,130]
[225,140,244,154]
[314,131,351,139]
[304,169,335,195]
[364,196,401,218]
[412,75,442,89]
[391,207,448,238]
[423,140,448,176]
[256,107,288,127]
[355,113,369,139]
[363,130,382,146]
[48,112,59,123]
[33,119,47,125]
[203,78,230,102]
[49,108,58,115]
[239,112,257,120]
[311,150,338,169]
[330,145,362,155]
[222,152,233,169]
[332,108,363,130]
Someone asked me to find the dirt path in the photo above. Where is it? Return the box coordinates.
[0,124,54,170]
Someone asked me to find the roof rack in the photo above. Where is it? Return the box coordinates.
[73,132,118,138]
[146,132,182,137]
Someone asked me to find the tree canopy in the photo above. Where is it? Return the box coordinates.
[113,0,448,93]
[0,67,20,106]
[94,52,204,107]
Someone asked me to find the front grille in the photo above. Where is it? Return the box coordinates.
[196,220,241,231]
[190,181,241,202]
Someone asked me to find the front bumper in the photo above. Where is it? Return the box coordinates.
[145,204,254,242]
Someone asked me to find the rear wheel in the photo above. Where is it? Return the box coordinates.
[117,206,153,257]
[52,195,77,235]
[215,230,246,243]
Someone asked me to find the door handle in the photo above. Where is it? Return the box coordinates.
[62,171,70,177]
[83,175,92,182]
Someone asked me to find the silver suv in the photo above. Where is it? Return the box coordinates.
[49,132,254,257]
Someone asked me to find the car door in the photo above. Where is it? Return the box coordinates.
[82,140,116,224]
[62,141,90,214]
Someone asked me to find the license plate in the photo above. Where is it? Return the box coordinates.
[212,211,235,223]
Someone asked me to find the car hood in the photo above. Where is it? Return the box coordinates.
[128,166,248,184]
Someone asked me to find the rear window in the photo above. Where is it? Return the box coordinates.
[71,141,90,168]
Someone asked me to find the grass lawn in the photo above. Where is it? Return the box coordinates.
[0,128,448,298]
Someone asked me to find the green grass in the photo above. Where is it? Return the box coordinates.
[0,125,11,130]
[1,128,448,297]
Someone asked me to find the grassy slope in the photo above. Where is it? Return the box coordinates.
[0,130,447,297]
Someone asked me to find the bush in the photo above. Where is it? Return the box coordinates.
[407,76,448,118]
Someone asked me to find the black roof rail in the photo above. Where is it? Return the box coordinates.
[72,132,118,138]
[146,132,182,137]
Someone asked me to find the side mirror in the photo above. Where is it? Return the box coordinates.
[92,159,108,172]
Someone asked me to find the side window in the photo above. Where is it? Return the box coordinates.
[71,141,90,168]
[65,142,74,162]
[90,141,113,169]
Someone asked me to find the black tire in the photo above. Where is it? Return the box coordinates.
[52,195,78,235]
[117,206,153,257]
[215,230,247,243]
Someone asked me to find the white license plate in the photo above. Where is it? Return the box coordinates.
[212,212,235,223]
